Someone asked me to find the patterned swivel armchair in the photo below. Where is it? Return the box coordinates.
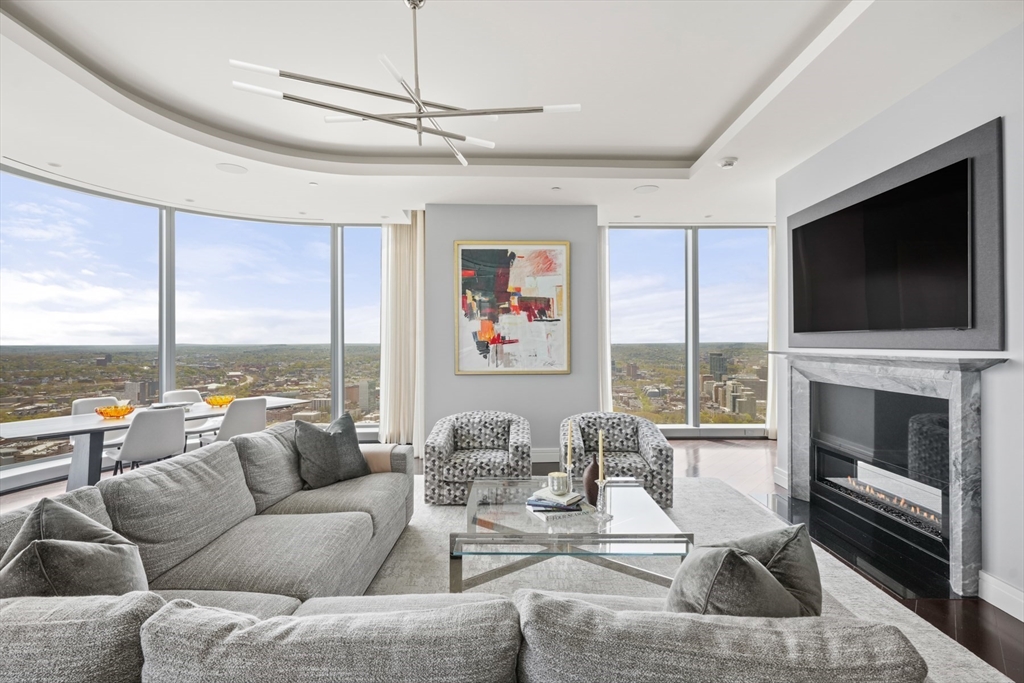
[424,411,532,505]
[560,412,674,508]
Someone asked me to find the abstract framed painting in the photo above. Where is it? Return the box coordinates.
[455,241,570,374]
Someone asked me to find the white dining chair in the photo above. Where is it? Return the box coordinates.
[163,389,222,446]
[71,396,127,449]
[105,407,186,475]
[197,397,267,447]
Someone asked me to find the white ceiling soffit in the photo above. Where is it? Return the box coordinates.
[0,0,855,178]
[1,1,1021,224]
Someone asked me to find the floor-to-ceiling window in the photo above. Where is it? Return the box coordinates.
[608,229,687,424]
[0,171,158,467]
[342,226,381,425]
[698,228,769,424]
[607,225,770,427]
[174,213,332,425]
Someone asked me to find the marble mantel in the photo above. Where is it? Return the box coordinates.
[773,351,1008,596]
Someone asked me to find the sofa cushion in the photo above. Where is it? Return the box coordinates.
[0,498,147,599]
[0,591,165,683]
[294,592,507,616]
[140,598,521,683]
[668,524,821,617]
[98,441,256,582]
[440,449,513,482]
[665,546,805,617]
[514,590,927,683]
[296,416,370,489]
[453,412,510,450]
[152,589,300,619]
[263,472,409,535]
[0,486,110,558]
[231,421,304,513]
[149,512,373,600]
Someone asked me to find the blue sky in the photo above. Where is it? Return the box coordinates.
[609,227,768,343]
[1,171,766,346]
[0,172,381,345]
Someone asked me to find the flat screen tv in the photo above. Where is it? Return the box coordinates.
[792,159,971,334]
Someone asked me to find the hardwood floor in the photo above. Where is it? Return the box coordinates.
[3,438,1020,681]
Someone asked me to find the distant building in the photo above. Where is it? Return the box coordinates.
[312,398,332,413]
[734,376,768,401]
[292,410,322,423]
[709,353,728,381]
[358,380,378,411]
[94,353,112,367]
[755,366,768,381]
[124,380,160,404]
[345,385,360,406]
[626,363,639,380]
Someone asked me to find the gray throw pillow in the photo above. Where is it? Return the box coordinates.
[666,524,821,617]
[295,415,369,490]
[0,498,148,599]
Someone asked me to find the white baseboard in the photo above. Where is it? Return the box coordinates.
[773,466,789,490]
[532,447,561,464]
[979,570,1024,621]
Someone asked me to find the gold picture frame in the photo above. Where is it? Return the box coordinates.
[454,240,570,375]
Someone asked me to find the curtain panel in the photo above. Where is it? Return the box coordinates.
[378,211,426,455]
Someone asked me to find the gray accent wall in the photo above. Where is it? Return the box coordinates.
[774,26,1023,607]
[424,204,600,451]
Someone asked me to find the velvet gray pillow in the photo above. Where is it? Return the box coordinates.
[0,498,148,599]
[666,524,822,617]
[295,415,369,490]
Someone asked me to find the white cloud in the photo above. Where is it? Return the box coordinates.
[610,274,767,344]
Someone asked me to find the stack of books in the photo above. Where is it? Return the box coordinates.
[526,487,595,520]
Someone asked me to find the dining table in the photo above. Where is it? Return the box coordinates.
[0,396,310,491]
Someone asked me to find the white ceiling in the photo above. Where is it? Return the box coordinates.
[1,0,1021,224]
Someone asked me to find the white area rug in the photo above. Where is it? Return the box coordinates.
[367,476,1009,683]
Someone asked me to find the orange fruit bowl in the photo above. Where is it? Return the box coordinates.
[205,395,236,409]
[95,405,135,419]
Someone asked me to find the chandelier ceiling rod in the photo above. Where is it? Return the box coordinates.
[228,0,579,165]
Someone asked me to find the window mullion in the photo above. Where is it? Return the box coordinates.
[330,225,345,421]
[158,207,175,397]
[685,228,700,426]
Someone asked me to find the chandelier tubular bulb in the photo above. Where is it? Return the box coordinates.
[228,60,281,77]
[543,104,582,114]
[463,136,496,149]
[232,81,284,99]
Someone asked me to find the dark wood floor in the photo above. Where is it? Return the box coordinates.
[4,438,1021,681]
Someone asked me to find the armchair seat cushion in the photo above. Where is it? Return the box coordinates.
[453,413,511,450]
[149,512,372,600]
[441,449,513,482]
[576,413,639,453]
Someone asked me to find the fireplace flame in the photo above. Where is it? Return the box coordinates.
[844,476,939,523]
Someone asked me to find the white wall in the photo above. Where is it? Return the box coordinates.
[423,204,600,456]
[774,26,1024,613]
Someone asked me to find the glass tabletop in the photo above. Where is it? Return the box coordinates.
[453,477,692,558]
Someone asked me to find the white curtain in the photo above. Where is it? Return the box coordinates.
[765,223,779,440]
[378,210,426,456]
[597,225,614,411]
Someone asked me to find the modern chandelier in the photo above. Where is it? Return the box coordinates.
[230,0,581,166]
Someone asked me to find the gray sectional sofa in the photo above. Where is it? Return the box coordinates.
[0,421,415,604]
[0,421,929,682]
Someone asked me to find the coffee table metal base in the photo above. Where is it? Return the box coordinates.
[448,532,692,593]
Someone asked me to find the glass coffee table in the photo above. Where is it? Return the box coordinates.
[449,477,692,592]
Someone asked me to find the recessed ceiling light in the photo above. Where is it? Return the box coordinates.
[185,199,195,203]
[215,163,248,174]
[633,185,659,194]
[381,215,388,219]
[704,214,712,218]
[309,181,319,187]
[299,211,307,215]
[551,186,562,191]
[717,157,738,169]
[46,162,62,168]
[633,215,641,219]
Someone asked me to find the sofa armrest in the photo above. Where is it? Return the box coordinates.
[507,415,532,478]
[636,418,673,474]
[425,418,456,464]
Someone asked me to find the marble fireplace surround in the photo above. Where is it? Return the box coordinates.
[775,352,1007,596]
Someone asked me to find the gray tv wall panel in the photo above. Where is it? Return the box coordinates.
[788,118,1004,351]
